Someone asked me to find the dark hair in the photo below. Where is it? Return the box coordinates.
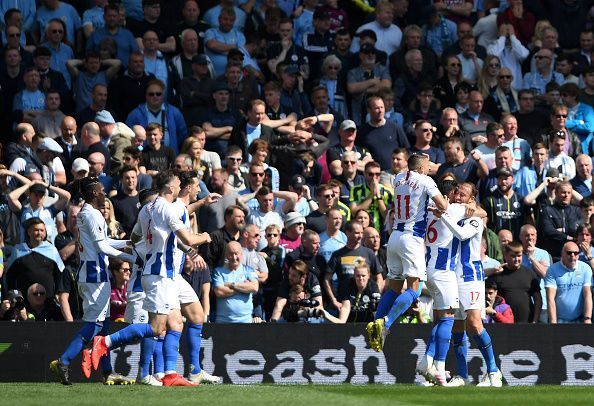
[76,176,101,202]
[485,279,498,291]
[154,170,178,192]
[344,220,361,233]
[23,217,46,243]
[178,170,198,189]
[123,146,142,160]
[438,179,458,196]
[119,165,137,179]
[4,8,20,22]
[224,204,245,220]
[256,186,272,197]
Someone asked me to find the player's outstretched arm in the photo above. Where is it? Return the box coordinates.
[176,228,211,247]
[440,214,481,241]
[431,194,448,212]
[95,239,135,263]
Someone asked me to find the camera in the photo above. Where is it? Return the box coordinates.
[7,290,25,310]
[297,298,319,308]
[282,298,322,322]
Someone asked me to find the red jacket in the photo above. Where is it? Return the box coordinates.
[484,295,515,324]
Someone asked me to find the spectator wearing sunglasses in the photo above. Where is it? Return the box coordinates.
[409,120,445,176]
[26,283,63,321]
[545,241,593,324]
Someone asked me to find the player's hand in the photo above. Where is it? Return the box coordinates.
[252,317,264,324]
[428,206,443,218]
[135,254,144,268]
[203,193,221,205]
[464,205,475,218]
[196,232,211,245]
[192,254,208,272]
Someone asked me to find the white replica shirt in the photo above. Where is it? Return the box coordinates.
[171,199,191,276]
[426,203,466,271]
[392,170,441,238]
[441,215,485,283]
[77,203,110,283]
[141,197,185,279]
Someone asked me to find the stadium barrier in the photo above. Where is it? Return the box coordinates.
[1,322,593,385]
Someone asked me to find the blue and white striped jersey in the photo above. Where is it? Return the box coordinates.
[140,197,185,279]
[426,203,466,271]
[442,215,485,283]
[128,239,146,294]
[172,199,190,275]
[76,203,109,283]
[392,170,441,238]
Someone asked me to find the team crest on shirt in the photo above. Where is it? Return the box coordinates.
[469,219,480,228]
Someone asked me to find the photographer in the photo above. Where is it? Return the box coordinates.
[270,260,323,322]
[322,263,380,324]
[280,284,325,323]
[0,290,29,321]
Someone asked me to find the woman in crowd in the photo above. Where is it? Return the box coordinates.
[322,263,380,323]
[478,55,502,98]
[100,198,126,240]
[241,139,280,191]
[434,54,463,108]
[109,258,130,322]
[319,55,348,120]
[180,135,210,182]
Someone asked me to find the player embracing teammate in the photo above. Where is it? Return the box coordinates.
[367,153,503,387]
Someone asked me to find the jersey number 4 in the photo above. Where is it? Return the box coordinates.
[396,194,411,220]
[146,220,153,245]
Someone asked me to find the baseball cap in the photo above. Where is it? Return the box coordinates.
[33,46,51,58]
[290,174,306,189]
[30,182,47,194]
[313,9,330,20]
[496,167,513,178]
[37,137,63,154]
[211,81,230,93]
[72,158,90,173]
[284,211,306,228]
[360,43,377,54]
[95,110,116,124]
[285,65,300,75]
[191,54,208,65]
[21,163,39,176]
[339,120,357,131]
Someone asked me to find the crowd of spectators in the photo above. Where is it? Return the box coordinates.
[1,0,594,325]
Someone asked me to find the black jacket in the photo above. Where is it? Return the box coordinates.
[229,120,278,161]
[538,202,583,260]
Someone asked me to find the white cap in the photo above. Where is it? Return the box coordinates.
[72,158,90,173]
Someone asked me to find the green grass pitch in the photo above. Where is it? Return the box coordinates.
[2,383,594,406]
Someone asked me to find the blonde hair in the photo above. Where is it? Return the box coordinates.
[180,135,202,172]
[103,198,123,238]
[478,55,500,98]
